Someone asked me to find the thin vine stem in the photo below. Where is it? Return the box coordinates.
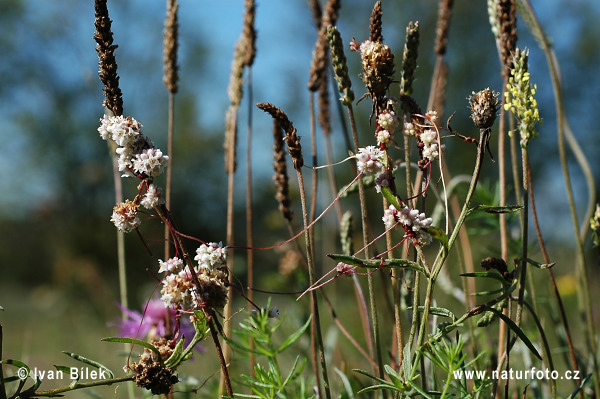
[346,105,384,379]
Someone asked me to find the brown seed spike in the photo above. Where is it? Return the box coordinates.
[94,0,124,116]
[369,1,383,43]
[308,0,340,91]
[498,0,517,78]
[257,103,304,170]
[163,0,179,94]
[272,120,293,221]
[434,0,454,56]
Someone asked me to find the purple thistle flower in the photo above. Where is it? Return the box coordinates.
[112,299,200,350]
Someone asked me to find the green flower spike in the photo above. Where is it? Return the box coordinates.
[504,48,541,147]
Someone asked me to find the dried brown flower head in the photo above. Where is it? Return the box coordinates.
[469,88,500,129]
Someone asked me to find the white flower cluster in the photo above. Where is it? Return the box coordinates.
[110,200,141,233]
[376,109,399,147]
[140,183,165,209]
[158,257,184,273]
[98,115,169,178]
[420,129,440,161]
[161,270,195,309]
[194,242,228,270]
[159,242,229,311]
[382,204,433,246]
[356,146,384,175]
[403,122,416,137]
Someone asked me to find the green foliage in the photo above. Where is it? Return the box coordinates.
[226,302,313,399]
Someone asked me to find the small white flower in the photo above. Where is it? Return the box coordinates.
[158,257,184,273]
[426,110,438,124]
[403,122,416,137]
[133,148,169,177]
[140,184,165,209]
[382,204,433,246]
[98,115,142,146]
[382,205,398,230]
[378,110,399,132]
[420,130,437,146]
[110,200,141,233]
[356,146,384,175]
[376,129,391,145]
[195,242,228,270]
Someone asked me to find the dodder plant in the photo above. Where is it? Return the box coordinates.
[1,1,598,399]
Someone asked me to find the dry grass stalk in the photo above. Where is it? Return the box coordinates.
[308,0,322,28]
[224,0,257,173]
[498,0,517,78]
[434,0,454,56]
[257,103,304,170]
[318,78,331,136]
[308,0,340,91]
[93,0,123,116]
[163,0,179,94]
[272,120,293,221]
[369,1,383,43]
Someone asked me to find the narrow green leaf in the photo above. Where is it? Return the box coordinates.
[357,384,402,394]
[101,337,162,363]
[281,355,306,387]
[335,368,356,399]
[383,364,404,388]
[62,352,115,379]
[408,306,457,322]
[525,258,555,269]
[469,204,523,215]
[164,338,185,368]
[566,373,591,399]
[426,226,449,251]
[353,368,389,385]
[460,271,508,285]
[483,307,541,360]
[278,315,312,353]
[381,187,401,209]
[327,254,429,277]
[470,287,505,296]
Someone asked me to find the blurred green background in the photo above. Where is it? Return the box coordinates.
[1,0,599,397]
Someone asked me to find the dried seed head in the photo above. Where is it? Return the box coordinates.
[308,0,340,91]
[369,1,383,43]
[400,21,420,95]
[130,340,178,396]
[434,0,454,56]
[94,0,123,116]
[469,88,500,129]
[481,256,514,281]
[272,120,293,221]
[359,40,395,113]
[498,0,517,78]
[163,0,179,93]
[257,103,303,169]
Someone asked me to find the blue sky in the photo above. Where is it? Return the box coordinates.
[1,0,599,239]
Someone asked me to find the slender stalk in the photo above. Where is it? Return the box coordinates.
[517,0,599,391]
[413,127,489,373]
[245,70,256,375]
[347,105,384,379]
[209,318,234,398]
[514,148,529,329]
[296,169,331,399]
[526,156,581,394]
[28,376,134,397]
[0,324,6,399]
[164,93,175,259]
[219,143,235,395]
